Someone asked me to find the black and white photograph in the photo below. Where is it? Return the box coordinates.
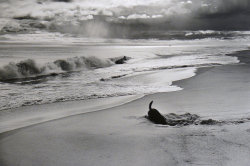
[0,0,250,165]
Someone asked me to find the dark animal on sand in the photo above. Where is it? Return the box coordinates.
[148,101,167,125]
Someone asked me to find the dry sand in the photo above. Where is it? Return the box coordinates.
[1,51,250,166]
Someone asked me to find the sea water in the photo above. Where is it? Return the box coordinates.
[0,31,249,111]
[1,0,250,111]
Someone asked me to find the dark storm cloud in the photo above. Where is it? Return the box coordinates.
[188,0,250,30]
[139,0,250,30]
[196,0,250,18]
[110,0,250,30]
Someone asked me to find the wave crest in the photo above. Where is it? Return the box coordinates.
[0,56,114,82]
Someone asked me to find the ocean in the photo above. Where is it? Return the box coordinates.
[2,1,250,166]
[0,0,250,111]
[0,30,249,111]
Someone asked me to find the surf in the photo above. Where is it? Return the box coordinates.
[0,56,126,83]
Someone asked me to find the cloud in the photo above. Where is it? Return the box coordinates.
[194,0,250,18]
[0,0,249,36]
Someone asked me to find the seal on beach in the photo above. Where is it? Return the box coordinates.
[148,101,167,125]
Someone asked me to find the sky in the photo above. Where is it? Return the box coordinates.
[0,0,250,37]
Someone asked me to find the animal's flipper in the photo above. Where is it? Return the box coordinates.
[149,101,153,110]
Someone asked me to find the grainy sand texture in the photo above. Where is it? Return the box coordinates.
[1,50,250,166]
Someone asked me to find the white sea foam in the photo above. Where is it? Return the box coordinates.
[0,56,113,81]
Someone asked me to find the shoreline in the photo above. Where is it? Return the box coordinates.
[1,50,250,165]
[0,49,249,134]
[0,94,144,134]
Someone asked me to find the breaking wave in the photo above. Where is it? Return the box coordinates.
[184,30,235,39]
[0,56,114,82]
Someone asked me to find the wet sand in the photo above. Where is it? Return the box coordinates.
[1,50,250,166]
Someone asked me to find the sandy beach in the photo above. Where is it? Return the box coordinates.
[1,0,250,165]
[1,50,250,166]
